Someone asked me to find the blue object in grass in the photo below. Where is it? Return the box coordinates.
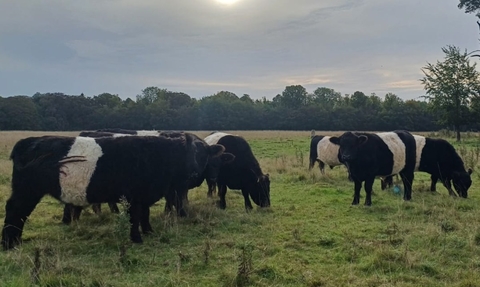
[393,185,401,195]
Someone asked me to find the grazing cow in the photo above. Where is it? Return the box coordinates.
[329,130,416,205]
[63,130,235,222]
[2,133,226,250]
[204,132,271,210]
[308,134,342,174]
[381,135,472,197]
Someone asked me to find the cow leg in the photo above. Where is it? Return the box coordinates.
[216,184,227,209]
[182,190,189,207]
[352,180,362,205]
[364,177,375,206]
[381,176,393,191]
[92,204,102,214]
[2,195,43,250]
[62,204,83,224]
[108,202,120,214]
[71,205,83,222]
[176,192,188,217]
[241,189,254,211]
[443,179,457,197]
[164,186,188,216]
[127,201,143,244]
[207,178,216,198]
[140,204,153,235]
[401,172,414,201]
[430,175,438,192]
[308,158,315,170]
[380,178,387,191]
[319,161,325,175]
[62,204,74,224]
[164,196,174,214]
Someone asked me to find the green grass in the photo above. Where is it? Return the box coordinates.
[1,131,480,286]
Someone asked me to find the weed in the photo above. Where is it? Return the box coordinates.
[30,248,41,284]
[440,220,456,233]
[235,242,254,287]
[114,196,131,267]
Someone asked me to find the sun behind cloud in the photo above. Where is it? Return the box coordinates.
[216,0,239,5]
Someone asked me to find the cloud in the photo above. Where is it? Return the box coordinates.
[0,0,478,100]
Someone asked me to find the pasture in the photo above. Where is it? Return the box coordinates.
[1,130,480,287]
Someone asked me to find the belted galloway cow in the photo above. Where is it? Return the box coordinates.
[2,133,225,250]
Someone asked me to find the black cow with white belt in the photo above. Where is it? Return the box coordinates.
[329,130,417,206]
[2,133,226,250]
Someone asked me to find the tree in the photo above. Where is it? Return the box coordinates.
[312,87,341,109]
[458,0,480,17]
[420,45,480,141]
[275,85,309,108]
[136,86,164,105]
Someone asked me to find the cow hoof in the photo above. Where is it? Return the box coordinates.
[364,202,372,207]
[216,201,226,210]
[177,210,188,217]
[142,228,154,235]
[131,237,143,244]
[61,218,71,225]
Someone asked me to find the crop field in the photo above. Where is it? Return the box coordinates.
[1,130,480,287]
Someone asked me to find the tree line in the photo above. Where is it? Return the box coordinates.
[0,85,454,132]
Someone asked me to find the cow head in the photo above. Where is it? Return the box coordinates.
[192,140,226,178]
[178,133,222,179]
[452,168,473,198]
[329,132,368,162]
[249,172,271,208]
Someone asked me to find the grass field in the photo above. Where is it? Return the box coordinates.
[1,130,480,287]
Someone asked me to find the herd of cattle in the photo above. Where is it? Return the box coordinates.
[0,129,473,250]
[309,130,473,206]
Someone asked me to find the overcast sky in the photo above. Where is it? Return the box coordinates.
[1,0,479,101]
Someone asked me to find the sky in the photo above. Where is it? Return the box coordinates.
[1,0,479,101]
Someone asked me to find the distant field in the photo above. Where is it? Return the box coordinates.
[1,130,480,287]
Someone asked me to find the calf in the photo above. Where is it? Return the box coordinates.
[204,132,270,210]
[308,135,342,174]
[330,130,416,205]
[2,133,225,250]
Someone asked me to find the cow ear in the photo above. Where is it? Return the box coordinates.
[221,152,235,163]
[329,137,340,145]
[358,135,368,145]
[468,168,473,175]
[209,144,225,157]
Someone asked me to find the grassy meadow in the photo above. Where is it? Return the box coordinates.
[1,130,480,286]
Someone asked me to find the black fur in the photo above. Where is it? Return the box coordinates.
[419,137,472,197]
[330,130,416,205]
[206,133,270,211]
[380,136,472,198]
[2,134,225,250]
[63,130,234,223]
[308,135,324,172]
